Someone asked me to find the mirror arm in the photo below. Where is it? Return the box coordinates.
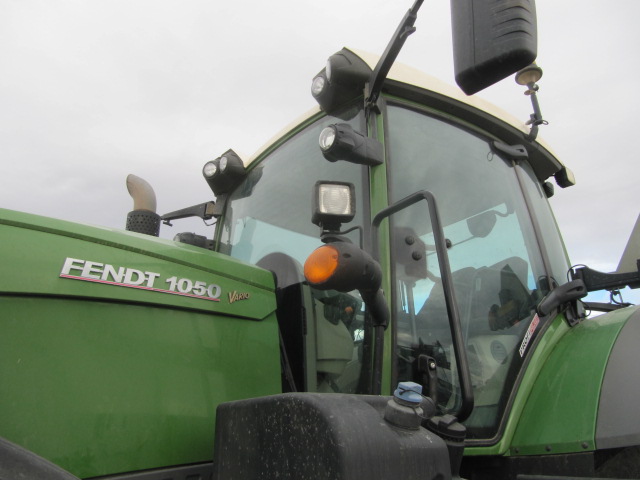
[161,201,216,226]
[491,141,529,161]
[365,0,424,112]
[583,301,630,313]
[524,84,548,141]
[571,262,640,293]
[537,279,587,319]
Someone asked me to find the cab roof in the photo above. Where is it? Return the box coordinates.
[248,48,565,183]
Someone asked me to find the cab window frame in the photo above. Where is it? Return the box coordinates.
[381,97,558,443]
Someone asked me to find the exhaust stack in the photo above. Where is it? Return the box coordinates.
[125,174,161,237]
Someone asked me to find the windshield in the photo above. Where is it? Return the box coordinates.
[386,104,567,439]
[218,111,371,395]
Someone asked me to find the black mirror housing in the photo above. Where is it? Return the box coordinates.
[451,0,537,95]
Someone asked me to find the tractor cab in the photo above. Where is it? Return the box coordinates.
[205,44,572,443]
[158,2,640,457]
[129,1,640,476]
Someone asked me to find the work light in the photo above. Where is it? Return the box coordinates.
[202,149,247,196]
[319,127,336,151]
[318,123,383,166]
[218,151,245,176]
[311,74,327,97]
[310,49,372,115]
[203,161,218,178]
[311,181,355,231]
[554,166,576,188]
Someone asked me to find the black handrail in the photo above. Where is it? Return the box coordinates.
[371,190,474,422]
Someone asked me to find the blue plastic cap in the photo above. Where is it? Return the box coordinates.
[394,381,423,405]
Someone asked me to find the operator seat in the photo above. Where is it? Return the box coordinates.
[415,266,477,339]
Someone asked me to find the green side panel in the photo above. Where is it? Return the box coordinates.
[0,209,282,478]
[464,314,570,457]
[509,307,635,456]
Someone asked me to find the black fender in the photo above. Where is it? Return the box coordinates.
[0,436,79,480]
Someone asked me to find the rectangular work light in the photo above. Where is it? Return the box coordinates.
[312,181,355,231]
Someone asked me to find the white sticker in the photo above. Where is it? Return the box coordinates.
[519,314,540,357]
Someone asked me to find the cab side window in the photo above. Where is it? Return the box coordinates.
[219,114,369,394]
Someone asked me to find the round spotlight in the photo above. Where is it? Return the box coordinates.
[203,161,218,178]
[319,126,337,151]
[311,75,326,97]
[219,156,228,172]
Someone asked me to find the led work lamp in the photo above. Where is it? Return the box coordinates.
[203,149,246,196]
[311,181,355,231]
[310,49,372,115]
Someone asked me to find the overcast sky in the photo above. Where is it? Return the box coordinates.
[2,1,639,305]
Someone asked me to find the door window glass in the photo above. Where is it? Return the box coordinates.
[387,105,551,438]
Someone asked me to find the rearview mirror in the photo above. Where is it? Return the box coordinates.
[467,210,497,238]
[451,0,537,95]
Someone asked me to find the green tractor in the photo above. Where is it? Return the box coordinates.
[1,1,639,479]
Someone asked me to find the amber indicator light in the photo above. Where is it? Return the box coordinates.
[304,245,339,285]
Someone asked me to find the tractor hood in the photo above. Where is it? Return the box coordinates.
[0,208,276,320]
[0,208,281,477]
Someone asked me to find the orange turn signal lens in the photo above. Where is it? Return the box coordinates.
[304,245,339,285]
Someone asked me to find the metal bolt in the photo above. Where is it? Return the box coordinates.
[412,251,422,261]
[405,235,415,245]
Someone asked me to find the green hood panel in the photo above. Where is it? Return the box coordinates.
[0,209,282,477]
[509,306,639,456]
[0,208,275,320]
